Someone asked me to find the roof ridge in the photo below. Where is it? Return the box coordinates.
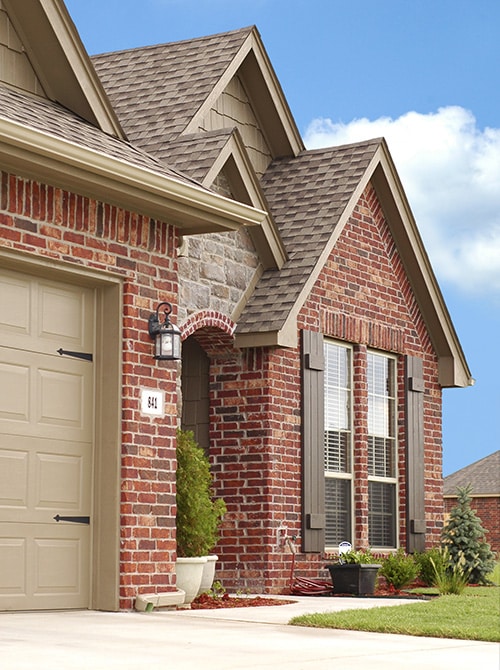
[92,26,255,60]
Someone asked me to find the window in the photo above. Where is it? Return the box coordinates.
[324,342,352,548]
[367,352,397,547]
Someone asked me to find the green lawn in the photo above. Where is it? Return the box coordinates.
[290,586,500,642]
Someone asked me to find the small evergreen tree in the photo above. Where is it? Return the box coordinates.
[176,429,226,557]
[441,484,495,584]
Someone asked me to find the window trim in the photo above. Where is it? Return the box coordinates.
[367,349,399,549]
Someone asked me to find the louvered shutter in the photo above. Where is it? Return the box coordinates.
[301,330,325,552]
[405,355,426,552]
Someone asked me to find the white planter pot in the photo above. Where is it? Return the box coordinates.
[175,557,207,604]
[198,555,218,595]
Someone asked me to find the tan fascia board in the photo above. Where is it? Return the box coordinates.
[4,0,124,139]
[371,141,472,388]
[183,28,303,158]
[0,117,266,234]
[202,130,288,269]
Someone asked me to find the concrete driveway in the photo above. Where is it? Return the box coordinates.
[1,596,498,670]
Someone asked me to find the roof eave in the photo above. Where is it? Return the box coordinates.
[0,118,266,234]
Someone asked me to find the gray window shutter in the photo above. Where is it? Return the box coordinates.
[405,355,426,552]
[301,330,325,552]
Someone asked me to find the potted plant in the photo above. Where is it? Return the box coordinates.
[175,429,226,603]
[325,548,381,595]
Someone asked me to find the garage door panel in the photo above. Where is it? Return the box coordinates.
[0,537,26,595]
[36,451,87,512]
[0,360,30,422]
[38,367,87,430]
[38,283,90,347]
[0,448,28,508]
[0,273,31,337]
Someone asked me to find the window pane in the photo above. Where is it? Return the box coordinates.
[325,477,351,547]
[325,430,350,473]
[369,481,396,547]
[368,436,395,477]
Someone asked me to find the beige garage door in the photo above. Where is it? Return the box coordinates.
[0,268,94,610]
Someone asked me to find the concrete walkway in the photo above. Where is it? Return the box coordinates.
[1,596,498,670]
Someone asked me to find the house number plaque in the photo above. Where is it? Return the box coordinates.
[140,388,165,417]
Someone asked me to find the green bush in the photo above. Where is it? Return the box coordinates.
[414,547,445,586]
[339,548,378,564]
[441,485,495,584]
[379,549,418,590]
[176,429,226,557]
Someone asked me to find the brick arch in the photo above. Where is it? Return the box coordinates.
[180,310,237,357]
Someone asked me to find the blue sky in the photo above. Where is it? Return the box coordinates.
[65,0,500,476]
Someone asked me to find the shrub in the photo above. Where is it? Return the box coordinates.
[379,549,418,590]
[414,547,445,586]
[430,547,470,595]
[176,429,226,557]
[441,485,495,584]
[339,548,378,564]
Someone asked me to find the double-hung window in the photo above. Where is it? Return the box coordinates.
[367,351,397,548]
[324,341,352,549]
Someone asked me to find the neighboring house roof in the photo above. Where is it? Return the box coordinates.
[444,451,500,497]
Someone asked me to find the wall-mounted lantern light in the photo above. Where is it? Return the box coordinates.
[148,302,181,360]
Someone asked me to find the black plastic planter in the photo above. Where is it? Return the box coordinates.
[326,563,381,595]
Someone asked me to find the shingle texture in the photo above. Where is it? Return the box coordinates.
[92,28,253,155]
[236,140,381,334]
[0,84,205,189]
[444,450,500,496]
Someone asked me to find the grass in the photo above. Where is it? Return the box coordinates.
[290,586,500,642]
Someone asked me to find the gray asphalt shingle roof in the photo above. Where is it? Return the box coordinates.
[0,83,205,189]
[444,450,500,496]
[91,28,253,156]
[236,139,381,334]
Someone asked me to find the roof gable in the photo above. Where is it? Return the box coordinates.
[235,139,471,388]
[3,0,123,138]
[92,26,303,163]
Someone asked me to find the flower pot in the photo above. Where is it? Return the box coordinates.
[175,556,207,604]
[326,563,381,595]
[198,555,218,595]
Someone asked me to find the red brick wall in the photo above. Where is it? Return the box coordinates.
[444,496,500,554]
[206,183,443,593]
[0,171,179,609]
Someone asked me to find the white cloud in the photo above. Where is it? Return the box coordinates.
[304,107,500,299]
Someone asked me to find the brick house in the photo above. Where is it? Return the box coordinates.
[444,451,500,554]
[0,0,472,611]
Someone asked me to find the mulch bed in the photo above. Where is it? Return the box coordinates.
[190,593,295,609]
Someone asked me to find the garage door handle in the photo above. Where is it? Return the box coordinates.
[53,514,90,524]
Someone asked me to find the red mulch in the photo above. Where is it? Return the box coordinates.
[190,592,295,609]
